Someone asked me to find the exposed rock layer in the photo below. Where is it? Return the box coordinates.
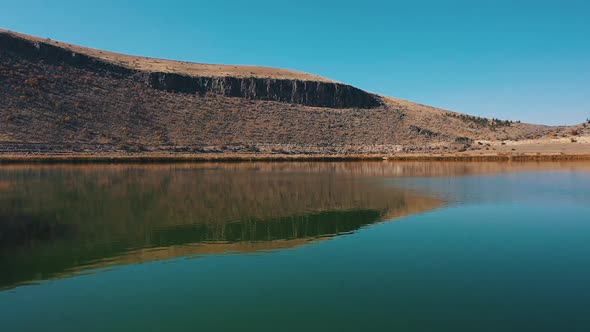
[147,73,381,108]
[0,32,381,109]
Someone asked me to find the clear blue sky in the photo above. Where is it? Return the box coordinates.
[2,0,589,125]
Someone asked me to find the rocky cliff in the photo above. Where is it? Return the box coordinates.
[0,31,381,109]
[147,73,380,108]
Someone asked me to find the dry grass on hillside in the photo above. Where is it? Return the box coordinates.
[2,28,589,157]
[0,29,336,82]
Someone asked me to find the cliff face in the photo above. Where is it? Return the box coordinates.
[0,31,134,77]
[0,31,381,109]
[147,73,381,108]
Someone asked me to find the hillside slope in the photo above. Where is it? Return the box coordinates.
[0,29,585,156]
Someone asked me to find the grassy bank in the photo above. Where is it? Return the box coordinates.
[0,154,386,164]
[1,153,590,164]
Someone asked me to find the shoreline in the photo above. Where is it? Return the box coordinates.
[2,153,590,164]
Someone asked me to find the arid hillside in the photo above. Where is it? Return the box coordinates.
[1,29,588,156]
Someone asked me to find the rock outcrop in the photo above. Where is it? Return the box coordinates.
[0,31,381,109]
[146,73,381,108]
[0,31,134,77]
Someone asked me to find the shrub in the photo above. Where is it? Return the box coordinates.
[444,112,513,128]
[24,78,40,87]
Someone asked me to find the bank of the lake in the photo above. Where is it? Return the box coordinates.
[1,152,590,164]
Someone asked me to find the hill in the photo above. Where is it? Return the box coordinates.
[1,29,588,158]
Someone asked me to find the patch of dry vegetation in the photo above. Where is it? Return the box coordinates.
[0,29,336,82]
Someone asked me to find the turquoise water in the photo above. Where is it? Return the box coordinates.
[1,162,590,331]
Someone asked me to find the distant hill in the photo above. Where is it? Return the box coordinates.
[0,29,585,157]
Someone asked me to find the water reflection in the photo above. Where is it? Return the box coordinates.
[0,162,442,289]
[3,161,589,290]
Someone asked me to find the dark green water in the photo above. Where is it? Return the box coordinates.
[1,162,590,331]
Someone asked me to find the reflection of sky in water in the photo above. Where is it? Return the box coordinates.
[386,171,590,206]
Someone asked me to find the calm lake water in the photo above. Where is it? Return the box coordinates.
[1,162,590,331]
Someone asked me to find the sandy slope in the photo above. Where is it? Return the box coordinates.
[478,136,590,154]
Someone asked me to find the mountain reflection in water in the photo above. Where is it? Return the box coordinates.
[0,162,443,289]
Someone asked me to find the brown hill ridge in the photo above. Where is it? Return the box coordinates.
[1,29,589,158]
[0,29,338,83]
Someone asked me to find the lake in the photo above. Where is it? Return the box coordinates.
[1,162,590,331]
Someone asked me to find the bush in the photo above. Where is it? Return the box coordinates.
[444,112,513,128]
